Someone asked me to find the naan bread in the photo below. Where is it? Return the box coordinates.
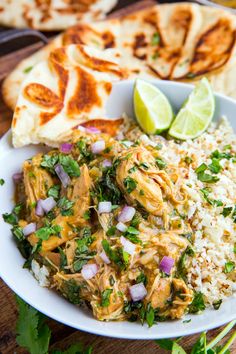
[0,0,117,30]
[12,44,124,147]
[3,2,236,110]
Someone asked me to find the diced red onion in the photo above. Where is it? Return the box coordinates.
[129,283,147,302]
[40,197,57,213]
[120,236,136,255]
[118,206,136,223]
[78,125,86,132]
[81,263,98,280]
[159,256,175,275]
[85,126,101,134]
[98,201,112,214]
[59,143,73,154]
[12,172,23,183]
[55,164,71,188]
[99,251,110,264]
[91,140,105,154]
[23,222,36,237]
[116,132,124,141]
[116,222,127,233]
[102,159,112,168]
[35,199,44,216]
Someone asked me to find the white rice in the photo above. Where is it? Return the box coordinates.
[157,117,236,305]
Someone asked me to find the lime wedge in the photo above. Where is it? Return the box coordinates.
[133,79,173,134]
[169,78,215,140]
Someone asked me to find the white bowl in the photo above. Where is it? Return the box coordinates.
[0,80,236,339]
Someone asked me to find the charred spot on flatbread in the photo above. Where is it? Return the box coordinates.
[188,19,236,77]
[67,66,102,117]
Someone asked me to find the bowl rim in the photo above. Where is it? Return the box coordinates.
[1,79,236,340]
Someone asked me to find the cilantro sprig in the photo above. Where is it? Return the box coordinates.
[16,296,92,354]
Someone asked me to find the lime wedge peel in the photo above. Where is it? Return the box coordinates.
[168,78,215,140]
[133,79,173,135]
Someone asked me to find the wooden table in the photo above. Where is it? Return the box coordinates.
[0,1,235,353]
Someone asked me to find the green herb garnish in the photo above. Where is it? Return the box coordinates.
[47,185,60,200]
[189,291,206,314]
[0,178,5,186]
[101,289,113,307]
[224,261,235,273]
[35,224,62,240]
[156,158,166,169]
[151,32,160,45]
[123,177,137,193]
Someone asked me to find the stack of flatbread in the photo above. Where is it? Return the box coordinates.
[4,2,236,147]
[0,0,117,30]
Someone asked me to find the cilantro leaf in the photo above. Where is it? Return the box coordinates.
[35,224,62,240]
[222,207,233,217]
[224,261,235,273]
[52,343,93,354]
[197,172,219,184]
[101,289,113,307]
[59,155,80,177]
[16,296,51,354]
[208,158,222,174]
[58,197,74,216]
[155,338,174,350]
[123,177,137,193]
[190,332,206,354]
[146,303,155,327]
[188,291,206,314]
[156,158,166,169]
[0,178,5,186]
[151,32,160,45]
[48,185,60,200]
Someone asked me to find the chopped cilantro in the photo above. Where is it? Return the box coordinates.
[109,275,115,286]
[208,158,222,174]
[47,185,60,200]
[139,189,145,196]
[197,172,219,183]
[2,211,18,225]
[136,272,147,286]
[102,240,126,269]
[73,230,95,272]
[23,66,33,73]
[224,261,235,273]
[189,291,206,314]
[213,299,222,310]
[59,155,80,177]
[184,156,193,165]
[156,158,166,169]
[200,188,223,207]
[222,207,233,217]
[106,226,116,236]
[57,197,74,216]
[195,163,207,174]
[83,210,91,220]
[35,224,62,240]
[139,162,149,170]
[176,246,195,281]
[223,144,232,150]
[130,213,141,228]
[101,289,113,307]
[211,150,233,160]
[128,166,137,174]
[234,243,236,254]
[125,226,142,244]
[151,32,160,46]
[123,177,137,193]
[76,139,94,162]
[146,303,155,327]
[155,143,163,150]
[0,178,5,186]
[41,154,80,177]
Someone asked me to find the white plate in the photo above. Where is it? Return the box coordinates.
[0,80,235,340]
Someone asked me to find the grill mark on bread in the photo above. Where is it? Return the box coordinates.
[187,19,236,77]
[67,66,102,116]
[75,45,124,78]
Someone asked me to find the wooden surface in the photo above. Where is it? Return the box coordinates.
[0,1,235,353]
